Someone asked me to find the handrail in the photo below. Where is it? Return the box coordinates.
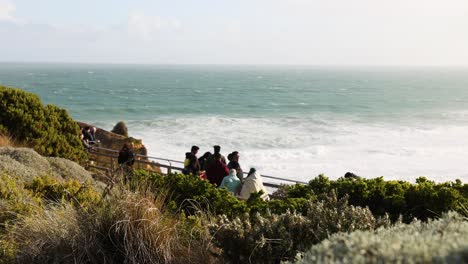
[89,146,184,164]
[87,146,307,186]
[256,174,308,185]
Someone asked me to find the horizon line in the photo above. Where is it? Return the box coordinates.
[1,60,468,68]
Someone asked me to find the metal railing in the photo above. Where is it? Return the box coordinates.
[86,146,308,189]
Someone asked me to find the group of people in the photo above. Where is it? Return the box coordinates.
[80,126,269,200]
[183,145,269,200]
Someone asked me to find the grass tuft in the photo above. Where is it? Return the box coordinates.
[5,185,218,264]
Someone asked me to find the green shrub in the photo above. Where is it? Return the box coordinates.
[0,85,86,162]
[132,171,247,217]
[25,175,100,208]
[131,171,310,218]
[276,175,468,222]
[0,172,99,229]
[296,212,468,264]
[209,192,391,263]
[111,121,129,137]
[0,173,42,227]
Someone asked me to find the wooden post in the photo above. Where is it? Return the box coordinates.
[110,156,114,173]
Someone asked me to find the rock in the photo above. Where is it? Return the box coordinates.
[77,122,160,173]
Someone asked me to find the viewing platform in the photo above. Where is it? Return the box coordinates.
[86,146,308,190]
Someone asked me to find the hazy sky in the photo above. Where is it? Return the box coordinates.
[1,0,467,65]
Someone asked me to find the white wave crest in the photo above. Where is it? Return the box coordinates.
[123,116,468,183]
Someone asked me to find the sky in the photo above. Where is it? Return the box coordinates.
[0,0,467,65]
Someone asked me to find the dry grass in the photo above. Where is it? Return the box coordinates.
[0,134,14,147]
[5,186,219,264]
[0,133,30,148]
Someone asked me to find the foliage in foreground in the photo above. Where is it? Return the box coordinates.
[296,212,468,264]
[133,170,311,218]
[0,173,42,228]
[1,167,466,264]
[209,192,391,264]
[2,189,217,264]
[0,147,94,183]
[0,173,100,228]
[135,170,467,224]
[279,175,468,221]
[0,85,86,162]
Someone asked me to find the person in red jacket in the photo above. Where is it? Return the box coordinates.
[206,152,229,186]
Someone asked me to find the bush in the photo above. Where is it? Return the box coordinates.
[0,147,94,183]
[132,171,247,217]
[0,173,42,227]
[25,175,100,208]
[0,85,86,162]
[111,121,128,137]
[209,192,391,263]
[297,212,468,263]
[131,171,310,218]
[0,173,99,229]
[277,175,468,222]
[5,190,218,264]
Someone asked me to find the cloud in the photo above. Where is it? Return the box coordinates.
[127,11,181,40]
[0,0,15,21]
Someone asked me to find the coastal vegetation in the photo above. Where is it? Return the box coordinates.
[278,174,468,222]
[0,85,467,263]
[296,212,468,263]
[0,161,466,263]
[0,85,86,162]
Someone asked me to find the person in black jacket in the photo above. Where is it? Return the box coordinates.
[198,151,212,171]
[118,143,135,184]
[227,151,244,181]
[118,143,135,166]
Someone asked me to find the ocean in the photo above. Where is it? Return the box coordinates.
[1,63,468,183]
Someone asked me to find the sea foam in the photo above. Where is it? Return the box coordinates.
[124,115,468,183]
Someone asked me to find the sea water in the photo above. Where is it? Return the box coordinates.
[1,63,468,183]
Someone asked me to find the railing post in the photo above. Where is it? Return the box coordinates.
[110,156,114,173]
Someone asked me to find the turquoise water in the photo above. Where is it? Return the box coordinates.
[1,63,468,182]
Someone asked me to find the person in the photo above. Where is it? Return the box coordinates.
[239,168,269,200]
[218,169,241,195]
[344,172,361,180]
[206,145,226,169]
[182,146,200,175]
[118,143,135,167]
[198,152,212,171]
[118,143,135,184]
[183,152,191,168]
[227,152,234,163]
[227,151,243,181]
[81,126,100,147]
[228,161,244,182]
[206,152,229,186]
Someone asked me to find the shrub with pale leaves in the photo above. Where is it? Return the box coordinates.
[209,192,391,263]
[296,212,468,264]
[0,147,93,183]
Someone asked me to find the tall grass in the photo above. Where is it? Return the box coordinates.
[5,185,218,264]
[0,134,14,147]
